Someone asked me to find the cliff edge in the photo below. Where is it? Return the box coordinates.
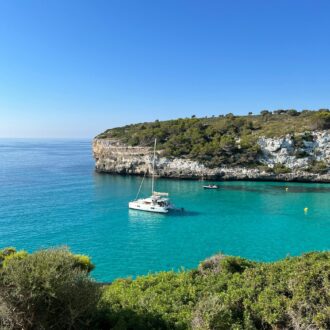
[93,131,330,182]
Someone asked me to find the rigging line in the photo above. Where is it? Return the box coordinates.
[151,138,157,194]
[135,171,146,200]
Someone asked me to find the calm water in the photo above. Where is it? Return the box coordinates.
[0,139,329,281]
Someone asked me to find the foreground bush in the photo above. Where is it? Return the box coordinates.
[0,248,329,329]
[100,252,330,329]
[0,248,100,330]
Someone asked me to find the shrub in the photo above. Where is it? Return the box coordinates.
[273,109,286,115]
[73,254,95,272]
[287,109,299,116]
[198,254,227,275]
[191,295,238,330]
[99,271,201,329]
[0,298,12,330]
[307,160,329,174]
[260,110,271,116]
[302,131,314,141]
[0,248,100,330]
[97,110,327,168]
[2,250,28,268]
[198,254,255,276]
[272,164,292,174]
[0,248,17,268]
[1,248,329,329]
[101,252,330,330]
[295,150,309,158]
[311,111,330,130]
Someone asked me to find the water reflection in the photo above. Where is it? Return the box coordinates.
[128,209,165,222]
[128,209,200,222]
[170,209,201,217]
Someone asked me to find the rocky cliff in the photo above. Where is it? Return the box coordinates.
[93,131,330,182]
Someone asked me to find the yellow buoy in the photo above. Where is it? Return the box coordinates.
[285,187,288,191]
[304,207,308,213]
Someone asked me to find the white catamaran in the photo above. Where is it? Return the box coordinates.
[128,139,173,213]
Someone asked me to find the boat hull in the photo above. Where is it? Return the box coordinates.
[128,202,169,213]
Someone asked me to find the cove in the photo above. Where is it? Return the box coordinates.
[0,139,329,281]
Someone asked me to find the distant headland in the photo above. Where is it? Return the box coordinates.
[93,109,330,182]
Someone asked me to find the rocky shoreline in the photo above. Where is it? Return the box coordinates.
[93,131,330,183]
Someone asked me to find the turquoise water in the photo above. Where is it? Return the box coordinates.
[0,139,329,281]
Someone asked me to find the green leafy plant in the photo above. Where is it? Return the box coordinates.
[1,247,329,329]
[307,160,329,174]
[100,252,330,330]
[0,248,100,330]
[272,164,292,174]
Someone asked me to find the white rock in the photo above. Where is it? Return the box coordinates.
[93,130,330,182]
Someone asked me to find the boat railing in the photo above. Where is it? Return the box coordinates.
[153,191,169,197]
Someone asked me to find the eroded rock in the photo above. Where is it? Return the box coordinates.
[93,131,330,182]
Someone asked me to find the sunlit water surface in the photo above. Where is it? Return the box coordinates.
[0,139,329,281]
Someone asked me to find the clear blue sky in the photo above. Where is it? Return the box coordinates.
[1,0,330,138]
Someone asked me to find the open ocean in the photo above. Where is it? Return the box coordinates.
[0,139,329,281]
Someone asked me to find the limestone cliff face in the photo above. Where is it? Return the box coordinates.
[93,131,330,182]
[258,131,330,169]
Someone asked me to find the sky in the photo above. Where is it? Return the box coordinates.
[1,0,330,138]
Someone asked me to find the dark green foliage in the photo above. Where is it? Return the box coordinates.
[307,160,329,174]
[73,254,96,272]
[311,111,330,130]
[0,248,100,330]
[287,109,299,116]
[272,164,292,174]
[99,271,201,329]
[295,150,309,158]
[292,132,314,148]
[100,252,330,330]
[0,248,329,329]
[198,254,256,276]
[0,247,95,273]
[97,110,329,168]
[98,116,262,167]
[0,248,17,267]
[260,110,271,116]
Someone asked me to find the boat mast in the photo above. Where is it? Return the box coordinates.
[151,138,156,194]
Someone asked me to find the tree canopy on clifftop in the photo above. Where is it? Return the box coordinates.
[96,109,330,168]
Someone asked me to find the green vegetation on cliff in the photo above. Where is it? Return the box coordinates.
[97,109,330,168]
[1,247,329,329]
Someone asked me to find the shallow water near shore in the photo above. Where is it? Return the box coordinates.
[0,139,329,281]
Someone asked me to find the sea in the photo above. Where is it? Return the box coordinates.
[0,139,329,281]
